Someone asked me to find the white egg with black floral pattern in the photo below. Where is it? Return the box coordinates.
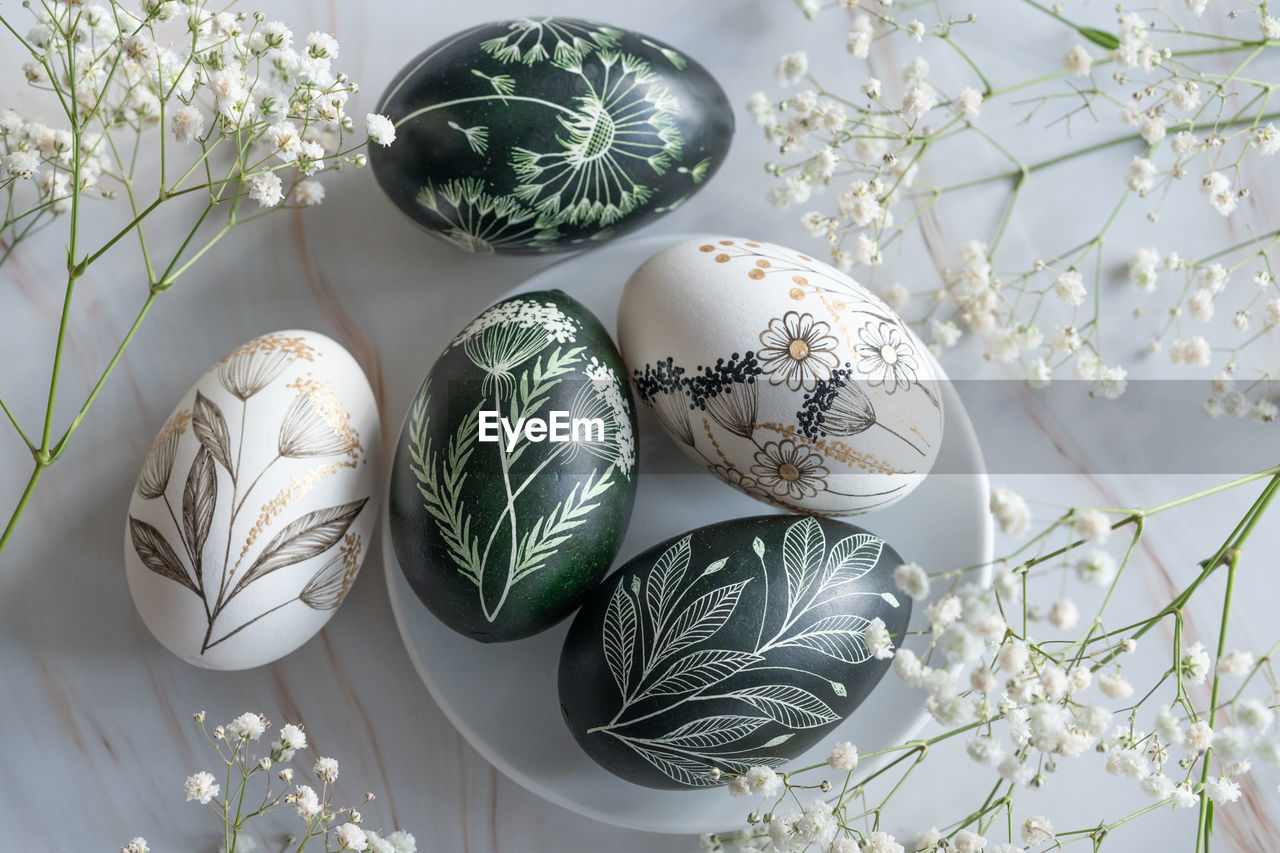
[618,236,943,515]
[124,330,380,670]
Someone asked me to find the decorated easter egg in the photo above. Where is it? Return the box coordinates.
[389,290,638,642]
[558,514,909,789]
[370,18,734,253]
[125,331,380,670]
[617,237,943,515]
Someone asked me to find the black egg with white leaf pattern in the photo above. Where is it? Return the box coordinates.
[558,514,909,789]
[370,17,733,253]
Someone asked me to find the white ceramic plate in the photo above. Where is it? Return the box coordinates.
[383,233,993,835]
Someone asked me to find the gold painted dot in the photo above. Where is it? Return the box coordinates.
[700,244,715,252]
[788,339,810,359]
[719,240,734,245]
[779,463,800,481]
[748,268,766,279]
[715,253,731,263]
[746,241,761,247]
[799,254,812,262]
[755,259,771,268]
[792,275,808,285]
[789,287,805,300]
[832,299,846,311]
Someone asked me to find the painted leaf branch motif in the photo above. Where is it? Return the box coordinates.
[408,298,634,624]
[129,335,369,656]
[587,517,895,786]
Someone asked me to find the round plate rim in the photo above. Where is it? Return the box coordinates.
[381,232,994,834]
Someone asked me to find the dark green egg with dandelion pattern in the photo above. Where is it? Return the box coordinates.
[370,17,734,253]
[559,514,910,789]
[389,290,638,642]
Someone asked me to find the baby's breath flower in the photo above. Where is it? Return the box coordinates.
[1049,597,1079,629]
[828,740,858,772]
[314,756,340,783]
[121,839,149,853]
[1204,775,1241,805]
[1075,549,1117,585]
[775,51,809,86]
[990,486,1031,537]
[866,616,895,659]
[365,113,396,146]
[892,561,929,598]
[1064,44,1093,75]
[293,784,321,819]
[184,770,219,804]
[248,172,283,208]
[336,822,368,851]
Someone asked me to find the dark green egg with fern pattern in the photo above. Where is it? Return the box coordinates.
[558,514,909,789]
[389,290,638,642]
[370,17,734,253]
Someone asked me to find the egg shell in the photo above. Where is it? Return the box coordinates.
[389,290,638,642]
[617,236,943,516]
[558,514,910,789]
[370,18,734,254]
[124,330,381,670]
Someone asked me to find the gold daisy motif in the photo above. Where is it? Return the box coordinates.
[751,439,829,499]
[757,311,839,391]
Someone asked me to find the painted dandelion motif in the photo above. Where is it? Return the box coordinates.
[511,51,684,227]
[452,297,579,395]
[416,179,560,253]
[217,334,318,401]
[567,358,637,475]
[447,121,489,154]
[479,17,620,65]
[689,354,763,439]
[137,409,191,499]
[633,358,695,446]
[279,376,365,461]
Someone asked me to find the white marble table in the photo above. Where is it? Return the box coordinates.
[1,1,1277,850]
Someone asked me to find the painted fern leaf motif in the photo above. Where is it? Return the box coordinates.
[594,517,896,786]
[410,386,484,587]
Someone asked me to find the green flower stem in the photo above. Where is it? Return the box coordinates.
[0,392,32,451]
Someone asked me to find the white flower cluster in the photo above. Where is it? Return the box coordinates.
[757,2,1280,419]
[716,476,1280,853]
[1,1,393,217]
[150,711,416,853]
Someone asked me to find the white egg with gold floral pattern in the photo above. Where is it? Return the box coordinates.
[618,236,942,515]
[124,330,380,670]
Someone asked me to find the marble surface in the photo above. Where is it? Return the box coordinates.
[0,1,1277,850]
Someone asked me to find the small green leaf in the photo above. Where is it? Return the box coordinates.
[881,591,901,608]
[753,537,765,559]
[830,680,848,697]
[760,733,794,749]
[702,557,729,577]
[1077,26,1120,50]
